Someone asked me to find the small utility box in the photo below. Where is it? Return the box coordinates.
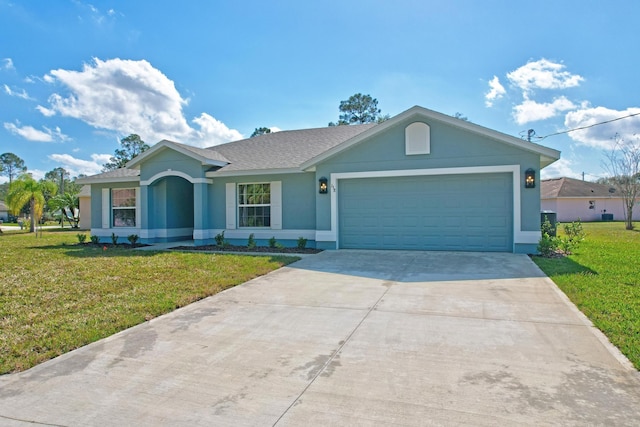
[541,211,557,236]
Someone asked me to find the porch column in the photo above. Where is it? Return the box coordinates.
[193,182,208,245]
[139,184,152,243]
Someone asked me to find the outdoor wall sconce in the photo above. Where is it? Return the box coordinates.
[525,168,536,188]
[319,177,328,194]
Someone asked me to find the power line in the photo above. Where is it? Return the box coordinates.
[523,111,640,141]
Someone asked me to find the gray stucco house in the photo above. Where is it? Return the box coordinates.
[77,106,560,253]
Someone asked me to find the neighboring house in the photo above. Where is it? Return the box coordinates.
[0,200,8,222]
[78,185,91,229]
[541,176,640,222]
[77,106,560,253]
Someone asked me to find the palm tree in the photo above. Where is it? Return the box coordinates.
[48,191,80,228]
[6,174,57,233]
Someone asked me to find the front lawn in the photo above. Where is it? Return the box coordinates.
[0,231,298,374]
[533,221,640,369]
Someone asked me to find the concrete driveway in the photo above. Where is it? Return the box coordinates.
[1,250,639,426]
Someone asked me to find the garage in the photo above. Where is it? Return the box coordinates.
[338,173,513,251]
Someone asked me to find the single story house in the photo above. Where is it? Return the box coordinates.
[0,200,8,222]
[78,185,91,229]
[541,176,640,222]
[77,106,560,253]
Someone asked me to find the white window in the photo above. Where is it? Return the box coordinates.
[238,183,271,227]
[112,188,136,227]
[405,122,430,155]
[589,200,595,210]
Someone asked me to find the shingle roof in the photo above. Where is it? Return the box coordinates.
[76,167,139,184]
[157,140,231,164]
[541,177,617,198]
[0,200,7,211]
[207,124,376,173]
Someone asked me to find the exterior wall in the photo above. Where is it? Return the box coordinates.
[139,149,206,181]
[90,181,140,242]
[315,118,543,252]
[79,196,91,229]
[207,172,316,246]
[542,197,640,222]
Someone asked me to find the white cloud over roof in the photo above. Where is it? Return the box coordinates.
[541,157,582,180]
[485,76,506,107]
[513,96,576,125]
[48,153,111,177]
[564,106,640,149]
[40,58,242,148]
[507,58,584,94]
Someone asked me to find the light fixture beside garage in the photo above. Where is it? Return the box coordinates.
[525,168,536,188]
[319,177,328,194]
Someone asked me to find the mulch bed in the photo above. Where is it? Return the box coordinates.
[171,244,323,254]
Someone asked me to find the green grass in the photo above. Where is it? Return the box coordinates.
[0,231,298,374]
[533,221,640,369]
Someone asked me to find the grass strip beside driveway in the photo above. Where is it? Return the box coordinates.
[533,222,640,370]
[0,231,298,374]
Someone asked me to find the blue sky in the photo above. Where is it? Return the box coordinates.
[1,0,639,183]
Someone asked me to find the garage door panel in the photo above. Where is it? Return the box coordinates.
[339,173,513,252]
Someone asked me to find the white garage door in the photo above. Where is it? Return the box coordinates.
[338,173,513,251]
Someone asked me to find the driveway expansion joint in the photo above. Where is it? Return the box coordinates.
[272,281,395,426]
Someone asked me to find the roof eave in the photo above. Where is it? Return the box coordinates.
[206,168,306,178]
[76,176,141,185]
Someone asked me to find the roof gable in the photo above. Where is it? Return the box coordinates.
[541,177,617,198]
[126,139,230,169]
[301,106,560,169]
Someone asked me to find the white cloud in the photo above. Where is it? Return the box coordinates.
[191,113,243,147]
[48,153,111,176]
[2,58,14,71]
[36,105,56,117]
[564,106,640,149]
[513,96,576,125]
[3,84,32,100]
[4,122,70,142]
[485,76,506,107]
[541,158,582,180]
[27,169,46,181]
[269,126,282,133]
[507,58,584,95]
[42,58,242,147]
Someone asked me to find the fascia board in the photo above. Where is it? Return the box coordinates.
[206,168,305,178]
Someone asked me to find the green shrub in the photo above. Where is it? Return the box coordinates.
[268,236,277,248]
[127,234,139,246]
[297,237,307,249]
[247,233,256,249]
[537,219,586,257]
[90,235,99,244]
[76,233,87,244]
[111,233,118,245]
[215,231,225,246]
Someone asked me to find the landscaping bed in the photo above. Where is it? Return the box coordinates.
[172,244,322,254]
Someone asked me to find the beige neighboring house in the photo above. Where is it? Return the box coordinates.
[78,185,91,229]
[541,177,640,222]
[0,200,8,222]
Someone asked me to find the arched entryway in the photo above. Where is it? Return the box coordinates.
[145,175,194,242]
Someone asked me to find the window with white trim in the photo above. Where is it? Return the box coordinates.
[238,183,271,227]
[112,188,136,227]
